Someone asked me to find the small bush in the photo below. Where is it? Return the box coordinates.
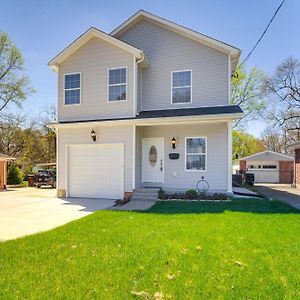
[212,193,228,200]
[7,164,24,185]
[158,188,166,200]
[185,189,198,200]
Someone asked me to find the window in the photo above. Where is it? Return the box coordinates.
[64,73,81,105]
[108,67,127,101]
[172,70,191,104]
[262,165,277,169]
[185,137,206,171]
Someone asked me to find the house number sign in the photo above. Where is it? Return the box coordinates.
[149,146,157,166]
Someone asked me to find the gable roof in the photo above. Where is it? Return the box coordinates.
[48,27,148,72]
[240,150,294,162]
[110,10,241,70]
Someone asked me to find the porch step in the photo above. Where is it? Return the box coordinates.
[134,188,160,193]
[132,188,159,201]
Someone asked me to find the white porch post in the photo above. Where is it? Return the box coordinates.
[227,120,233,193]
[132,124,136,191]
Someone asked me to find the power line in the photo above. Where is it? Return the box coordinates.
[237,0,286,70]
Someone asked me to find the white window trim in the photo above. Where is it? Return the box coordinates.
[63,72,81,106]
[171,69,192,104]
[107,66,128,102]
[185,136,207,172]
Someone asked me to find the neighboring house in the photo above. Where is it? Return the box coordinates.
[0,153,15,190]
[33,162,57,172]
[48,10,243,199]
[239,150,294,184]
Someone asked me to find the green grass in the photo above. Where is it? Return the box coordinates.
[0,199,300,299]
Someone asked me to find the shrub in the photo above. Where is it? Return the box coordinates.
[158,188,166,200]
[212,193,228,200]
[185,189,198,200]
[7,164,24,185]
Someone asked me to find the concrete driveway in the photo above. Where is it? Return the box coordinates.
[254,184,300,210]
[0,187,115,241]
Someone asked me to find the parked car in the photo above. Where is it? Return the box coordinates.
[34,170,56,188]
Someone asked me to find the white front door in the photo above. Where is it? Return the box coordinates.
[142,138,164,183]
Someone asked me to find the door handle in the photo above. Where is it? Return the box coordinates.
[160,159,163,171]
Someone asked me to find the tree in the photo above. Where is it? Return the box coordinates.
[0,108,57,175]
[232,66,266,128]
[265,57,300,134]
[7,163,24,184]
[0,32,34,113]
[261,126,298,153]
[261,126,286,153]
[232,130,265,160]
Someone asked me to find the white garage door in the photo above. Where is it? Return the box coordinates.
[250,170,279,183]
[67,144,124,199]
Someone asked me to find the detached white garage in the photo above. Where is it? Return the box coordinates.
[239,150,294,184]
[66,144,124,199]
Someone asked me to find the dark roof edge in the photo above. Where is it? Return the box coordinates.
[53,105,242,125]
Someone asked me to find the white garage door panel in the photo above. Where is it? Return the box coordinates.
[68,144,124,199]
[251,170,279,183]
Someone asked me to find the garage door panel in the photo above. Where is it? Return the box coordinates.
[250,170,279,183]
[68,144,124,199]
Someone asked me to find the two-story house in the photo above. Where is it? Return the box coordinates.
[49,10,243,199]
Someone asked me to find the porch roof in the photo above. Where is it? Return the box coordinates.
[50,105,243,126]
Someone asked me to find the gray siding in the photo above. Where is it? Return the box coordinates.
[58,37,134,122]
[118,20,229,111]
[57,125,134,192]
[139,123,228,192]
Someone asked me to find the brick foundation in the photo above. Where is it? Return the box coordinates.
[279,161,294,184]
[0,161,5,189]
[124,192,133,200]
[239,160,247,173]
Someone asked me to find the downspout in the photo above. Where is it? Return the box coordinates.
[132,52,145,192]
[135,52,145,116]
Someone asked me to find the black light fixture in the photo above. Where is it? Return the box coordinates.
[91,129,96,142]
[171,137,176,149]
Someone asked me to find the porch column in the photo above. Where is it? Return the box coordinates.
[227,120,233,193]
[132,124,136,190]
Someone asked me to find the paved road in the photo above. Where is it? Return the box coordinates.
[0,187,115,241]
[253,184,300,210]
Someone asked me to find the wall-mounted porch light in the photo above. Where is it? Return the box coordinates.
[91,129,97,142]
[171,137,176,149]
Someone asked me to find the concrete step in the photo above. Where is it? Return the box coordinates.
[132,195,158,201]
[134,188,160,193]
[133,192,158,198]
[132,188,159,202]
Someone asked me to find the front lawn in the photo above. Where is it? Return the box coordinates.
[0,199,300,299]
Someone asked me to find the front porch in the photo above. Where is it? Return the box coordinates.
[134,121,232,194]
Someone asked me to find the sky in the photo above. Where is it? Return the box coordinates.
[1,0,299,137]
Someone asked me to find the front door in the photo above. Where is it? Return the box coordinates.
[142,138,164,183]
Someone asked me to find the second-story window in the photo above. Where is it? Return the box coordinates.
[172,70,192,104]
[64,73,81,105]
[108,67,127,101]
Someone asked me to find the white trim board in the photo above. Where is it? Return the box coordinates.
[240,150,294,161]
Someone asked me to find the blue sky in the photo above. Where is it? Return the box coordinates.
[1,0,299,137]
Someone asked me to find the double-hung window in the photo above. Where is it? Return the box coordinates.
[108,67,127,101]
[64,73,81,105]
[185,137,206,171]
[172,70,191,104]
